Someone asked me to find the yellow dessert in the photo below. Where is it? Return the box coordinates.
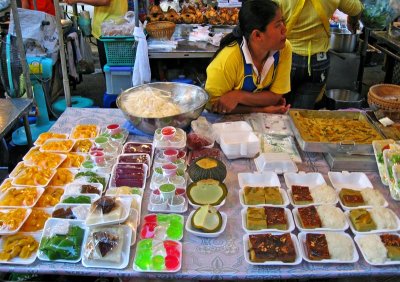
[13,166,54,186]
[20,209,50,232]
[0,234,39,261]
[35,132,68,146]
[71,139,93,153]
[0,208,27,231]
[60,153,85,168]
[71,124,98,139]
[35,187,64,207]
[25,151,65,169]
[41,139,74,152]
[48,168,75,187]
[0,187,39,207]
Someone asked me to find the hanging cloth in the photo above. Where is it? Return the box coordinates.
[132,26,151,86]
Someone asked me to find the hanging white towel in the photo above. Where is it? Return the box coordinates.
[132,26,151,86]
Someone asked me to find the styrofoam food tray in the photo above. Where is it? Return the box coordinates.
[117,153,151,178]
[153,128,187,150]
[11,168,56,188]
[239,188,289,208]
[39,138,75,153]
[292,206,349,232]
[109,163,148,190]
[37,218,87,263]
[47,168,79,188]
[345,208,400,235]
[254,153,298,174]
[298,231,359,263]
[238,171,280,189]
[185,210,227,238]
[241,207,295,233]
[64,182,104,196]
[70,124,99,139]
[220,131,260,159]
[337,189,389,210]
[73,171,110,191]
[0,208,32,235]
[122,142,154,161]
[287,187,338,207]
[212,121,252,144]
[34,132,69,146]
[85,197,132,227]
[243,233,302,265]
[284,172,326,189]
[140,214,184,241]
[52,203,91,220]
[0,232,42,265]
[0,187,44,208]
[148,196,188,214]
[354,233,400,266]
[328,171,373,190]
[82,224,132,269]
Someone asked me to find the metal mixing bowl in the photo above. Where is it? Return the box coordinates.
[117,82,209,134]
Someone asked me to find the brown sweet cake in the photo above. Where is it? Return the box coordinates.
[380,234,400,260]
[264,207,287,230]
[305,233,331,261]
[339,188,365,207]
[292,185,313,205]
[298,206,322,229]
[248,233,296,263]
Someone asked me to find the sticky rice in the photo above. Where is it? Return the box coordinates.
[316,205,346,229]
[360,189,385,206]
[370,207,398,230]
[310,184,337,204]
[358,234,387,263]
[325,232,354,261]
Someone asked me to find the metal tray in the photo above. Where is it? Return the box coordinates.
[288,110,384,154]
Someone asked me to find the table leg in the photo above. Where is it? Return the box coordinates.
[22,115,33,147]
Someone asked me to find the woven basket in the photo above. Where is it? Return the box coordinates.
[368,84,400,120]
[146,21,176,39]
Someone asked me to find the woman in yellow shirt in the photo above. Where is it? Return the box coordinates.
[205,0,292,114]
[65,0,128,72]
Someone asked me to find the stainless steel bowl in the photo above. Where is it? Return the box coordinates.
[330,28,359,53]
[325,89,364,110]
[117,82,209,134]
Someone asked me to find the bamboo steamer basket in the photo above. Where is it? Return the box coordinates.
[146,21,176,39]
[368,84,400,120]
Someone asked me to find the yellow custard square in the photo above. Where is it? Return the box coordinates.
[264,187,283,205]
[246,207,267,230]
[244,186,265,205]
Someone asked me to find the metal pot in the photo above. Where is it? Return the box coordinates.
[330,28,359,53]
[325,89,364,110]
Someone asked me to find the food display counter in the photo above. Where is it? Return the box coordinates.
[0,107,399,280]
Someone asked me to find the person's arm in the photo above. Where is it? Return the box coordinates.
[21,0,29,9]
[64,0,110,6]
[347,12,362,33]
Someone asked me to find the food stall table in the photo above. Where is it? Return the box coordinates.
[1,107,399,280]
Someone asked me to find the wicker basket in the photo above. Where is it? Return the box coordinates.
[368,84,400,120]
[146,21,176,39]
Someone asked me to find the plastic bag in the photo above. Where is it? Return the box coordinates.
[188,116,216,150]
[77,35,95,74]
[101,11,136,36]
[132,26,151,86]
[361,0,397,29]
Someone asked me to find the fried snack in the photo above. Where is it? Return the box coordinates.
[13,166,55,186]
[35,132,68,146]
[0,234,39,261]
[36,187,64,207]
[292,112,382,143]
[70,124,98,139]
[0,209,27,231]
[48,168,75,187]
[60,153,86,168]
[20,209,50,232]
[41,139,74,152]
[0,187,39,207]
[164,7,181,23]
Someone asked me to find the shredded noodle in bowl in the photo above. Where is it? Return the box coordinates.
[119,86,182,118]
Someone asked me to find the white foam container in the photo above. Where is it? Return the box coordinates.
[284,171,326,189]
[292,206,349,232]
[254,153,298,174]
[0,187,44,208]
[345,208,400,235]
[85,197,132,227]
[298,231,359,263]
[185,210,227,238]
[82,224,132,269]
[243,233,302,265]
[372,140,396,186]
[220,131,260,159]
[328,171,373,190]
[109,163,148,190]
[39,139,75,153]
[212,121,253,144]
[354,233,400,266]
[238,171,280,189]
[52,203,91,220]
[241,207,295,233]
[0,208,32,235]
[336,188,388,210]
[37,218,87,263]
[64,182,104,196]
[0,232,42,265]
[287,186,338,207]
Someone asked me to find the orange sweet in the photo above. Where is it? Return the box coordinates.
[35,187,64,207]
[47,168,75,187]
[0,208,27,231]
[20,209,50,232]
[0,187,38,207]
[60,153,85,168]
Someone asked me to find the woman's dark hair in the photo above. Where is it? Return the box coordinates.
[211,0,279,60]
